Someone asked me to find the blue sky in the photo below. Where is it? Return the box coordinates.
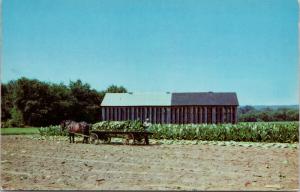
[2,0,299,105]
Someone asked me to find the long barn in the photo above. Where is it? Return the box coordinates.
[100,92,239,124]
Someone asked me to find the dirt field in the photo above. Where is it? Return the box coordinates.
[1,135,298,190]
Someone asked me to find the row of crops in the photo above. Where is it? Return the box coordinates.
[39,125,67,136]
[148,122,299,143]
[38,120,145,136]
[38,121,299,143]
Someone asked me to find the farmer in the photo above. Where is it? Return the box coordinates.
[143,118,151,132]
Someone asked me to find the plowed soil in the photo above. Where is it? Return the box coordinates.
[1,135,298,190]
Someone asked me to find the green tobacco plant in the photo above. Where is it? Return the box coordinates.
[38,121,298,143]
[148,122,298,143]
[92,120,145,132]
[38,125,67,136]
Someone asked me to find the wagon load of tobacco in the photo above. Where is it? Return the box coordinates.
[92,120,145,132]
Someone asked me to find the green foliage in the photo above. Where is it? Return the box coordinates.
[1,77,127,127]
[148,122,299,143]
[9,107,24,127]
[92,120,145,132]
[69,80,103,122]
[38,125,68,136]
[1,82,15,122]
[238,106,299,122]
[105,85,127,93]
[33,121,299,144]
[239,105,255,114]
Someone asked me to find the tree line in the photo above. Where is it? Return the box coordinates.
[238,105,299,122]
[1,77,127,127]
[1,77,298,127]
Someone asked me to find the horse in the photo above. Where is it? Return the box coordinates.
[60,120,90,144]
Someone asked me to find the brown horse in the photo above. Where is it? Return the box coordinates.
[60,120,90,143]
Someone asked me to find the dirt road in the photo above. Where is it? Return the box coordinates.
[1,135,298,190]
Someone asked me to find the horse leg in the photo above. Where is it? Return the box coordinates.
[69,133,72,143]
[72,134,75,143]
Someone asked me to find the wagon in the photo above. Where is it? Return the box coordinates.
[89,130,153,145]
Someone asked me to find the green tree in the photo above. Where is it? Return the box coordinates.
[13,77,52,126]
[46,83,75,124]
[106,85,127,93]
[1,84,12,122]
[69,80,102,123]
[238,105,255,114]
[9,106,24,127]
[286,109,299,121]
[1,77,127,126]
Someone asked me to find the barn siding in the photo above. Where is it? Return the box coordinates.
[231,107,234,123]
[107,108,110,120]
[149,108,152,122]
[161,108,164,123]
[141,107,145,121]
[128,107,131,120]
[207,107,211,123]
[156,107,160,123]
[166,108,171,123]
[112,108,115,120]
[115,108,118,121]
[145,107,148,121]
[151,107,154,123]
[233,107,237,124]
[166,107,169,123]
[101,105,238,124]
[221,107,224,123]
[108,107,111,120]
[131,107,134,120]
[212,107,216,124]
[199,107,202,123]
[104,108,107,120]
[204,107,207,123]
[180,107,184,124]
[176,107,178,123]
[190,107,193,123]
[227,107,230,123]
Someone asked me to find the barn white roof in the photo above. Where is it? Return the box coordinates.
[101,92,239,106]
[101,92,172,106]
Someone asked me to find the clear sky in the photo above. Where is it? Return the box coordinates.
[2,0,299,105]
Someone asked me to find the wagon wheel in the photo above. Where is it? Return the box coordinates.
[134,134,144,144]
[123,133,134,145]
[102,136,111,144]
[90,133,99,145]
[98,134,111,144]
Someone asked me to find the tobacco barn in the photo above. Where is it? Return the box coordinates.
[100,92,239,124]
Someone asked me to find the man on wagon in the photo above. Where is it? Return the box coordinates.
[143,118,151,132]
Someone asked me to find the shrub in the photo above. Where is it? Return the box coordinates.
[38,125,67,136]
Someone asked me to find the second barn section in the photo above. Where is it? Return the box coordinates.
[100,92,239,124]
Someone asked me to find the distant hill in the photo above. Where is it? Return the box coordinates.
[240,105,299,110]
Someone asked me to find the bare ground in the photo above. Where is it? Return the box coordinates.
[1,135,298,190]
